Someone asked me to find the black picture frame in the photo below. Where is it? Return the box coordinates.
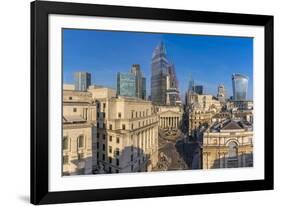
[31,0,274,205]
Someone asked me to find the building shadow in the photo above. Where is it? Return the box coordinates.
[209,153,253,169]
[175,137,200,169]
[94,146,153,174]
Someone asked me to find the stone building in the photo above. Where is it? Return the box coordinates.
[188,110,214,136]
[202,119,253,169]
[189,94,222,112]
[156,105,183,130]
[62,90,97,175]
[89,86,159,173]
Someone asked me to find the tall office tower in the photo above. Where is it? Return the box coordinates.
[186,74,195,105]
[74,72,91,91]
[151,42,180,105]
[166,63,181,105]
[217,84,227,103]
[130,64,146,100]
[232,73,248,101]
[193,85,203,95]
[142,77,146,100]
[117,72,136,97]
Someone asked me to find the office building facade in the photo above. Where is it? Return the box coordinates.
[130,64,146,100]
[232,73,248,101]
[117,72,136,97]
[193,85,203,95]
[151,42,180,105]
[74,72,91,91]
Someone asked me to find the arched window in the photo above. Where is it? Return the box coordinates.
[63,136,68,150]
[228,141,238,158]
[78,135,84,148]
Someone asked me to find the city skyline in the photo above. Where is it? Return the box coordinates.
[63,29,253,100]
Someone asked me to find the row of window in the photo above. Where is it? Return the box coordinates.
[97,152,119,166]
[130,109,150,119]
[97,133,120,143]
[63,153,84,165]
[63,135,85,150]
[97,143,120,155]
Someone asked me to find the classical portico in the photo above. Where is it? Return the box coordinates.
[159,111,182,129]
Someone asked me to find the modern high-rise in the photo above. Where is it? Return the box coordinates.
[117,72,136,97]
[232,73,248,101]
[74,72,91,91]
[151,42,180,105]
[193,85,203,95]
[217,84,227,103]
[130,64,146,100]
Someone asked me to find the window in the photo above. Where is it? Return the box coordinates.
[109,136,112,142]
[116,159,119,166]
[118,112,121,118]
[122,124,126,130]
[131,111,134,118]
[131,154,133,161]
[115,148,120,156]
[97,112,99,118]
[78,135,84,148]
[63,156,69,164]
[131,165,134,171]
[131,124,134,130]
[97,123,99,128]
[103,113,105,118]
[109,157,112,163]
[73,108,77,112]
[63,136,68,150]
[116,137,120,144]
[97,133,99,139]
[102,144,105,151]
[109,146,112,153]
[103,123,106,129]
[97,142,99,149]
[228,141,238,158]
[103,134,106,140]
[97,152,99,159]
[102,154,105,161]
[116,169,119,173]
[103,103,106,109]
[108,167,112,173]
[136,112,138,118]
[109,124,112,130]
[69,96,72,100]
[78,153,84,160]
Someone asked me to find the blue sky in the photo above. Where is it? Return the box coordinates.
[63,29,253,100]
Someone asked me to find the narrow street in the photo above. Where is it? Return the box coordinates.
[154,130,187,171]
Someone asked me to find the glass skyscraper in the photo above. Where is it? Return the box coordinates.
[151,42,180,105]
[232,73,248,101]
[74,72,91,91]
[193,85,203,95]
[130,64,146,100]
[117,72,136,97]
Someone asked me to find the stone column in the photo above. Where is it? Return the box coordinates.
[242,152,246,167]
[238,152,242,167]
[219,152,224,168]
[224,152,228,168]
